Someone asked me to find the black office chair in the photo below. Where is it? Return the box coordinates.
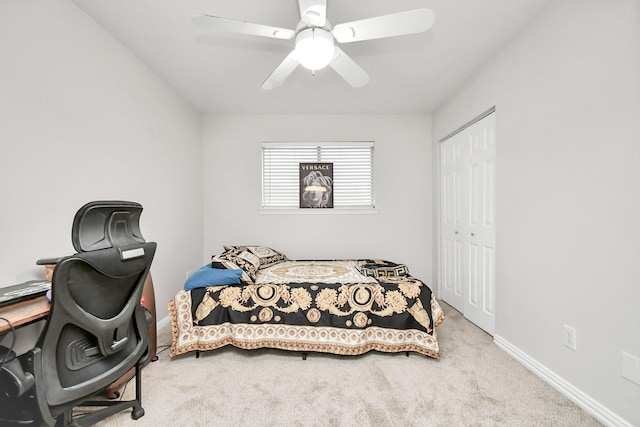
[0,201,156,426]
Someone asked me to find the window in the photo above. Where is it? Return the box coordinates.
[262,141,375,210]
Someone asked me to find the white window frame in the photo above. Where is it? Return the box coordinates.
[261,141,377,214]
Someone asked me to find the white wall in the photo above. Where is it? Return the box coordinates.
[0,1,203,322]
[432,0,640,425]
[202,115,434,284]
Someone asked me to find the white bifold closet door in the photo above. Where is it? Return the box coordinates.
[440,112,496,335]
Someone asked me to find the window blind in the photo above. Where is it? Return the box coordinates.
[262,141,375,209]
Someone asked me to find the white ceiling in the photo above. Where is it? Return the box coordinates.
[71,0,552,114]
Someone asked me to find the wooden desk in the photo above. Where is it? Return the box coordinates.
[0,296,50,333]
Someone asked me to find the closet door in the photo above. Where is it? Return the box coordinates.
[440,112,496,335]
[440,133,465,313]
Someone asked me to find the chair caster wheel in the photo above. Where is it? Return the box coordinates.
[131,407,145,420]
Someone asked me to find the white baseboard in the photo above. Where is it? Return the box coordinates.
[493,335,632,427]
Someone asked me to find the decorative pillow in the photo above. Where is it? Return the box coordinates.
[212,247,261,283]
[222,245,288,269]
[211,258,247,280]
[358,260,410,278]
[184,264,242,290]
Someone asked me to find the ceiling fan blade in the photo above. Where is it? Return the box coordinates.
[298,0,327,27]
[329,46,369,88]
[262,50,300,90]
[332,8,434,43]
[192,14,295,40]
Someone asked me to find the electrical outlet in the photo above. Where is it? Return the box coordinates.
[564,325,577,351]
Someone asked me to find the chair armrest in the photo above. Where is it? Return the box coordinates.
[36,257,65,266]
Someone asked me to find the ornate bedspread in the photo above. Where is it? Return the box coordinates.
[169,260,445,358]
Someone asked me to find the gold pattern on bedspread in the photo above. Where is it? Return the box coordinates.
[195,285,313,320]
[169,291,444,359]
[194,278,431,331]
[168,259,445,359]
[256,260,378,284]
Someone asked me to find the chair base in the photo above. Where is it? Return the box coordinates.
[54,363,145,427]
[63,400,143,427]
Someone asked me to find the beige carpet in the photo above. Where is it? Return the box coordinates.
[94,301,599,426]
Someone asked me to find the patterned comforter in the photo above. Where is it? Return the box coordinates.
[169,260,444,358]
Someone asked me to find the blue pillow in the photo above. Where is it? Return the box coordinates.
[184,265,242,290]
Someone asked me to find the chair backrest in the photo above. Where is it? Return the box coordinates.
[32,201,156,415]
[71,200,146,252]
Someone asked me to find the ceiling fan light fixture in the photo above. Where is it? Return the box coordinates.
[294,28,335,70]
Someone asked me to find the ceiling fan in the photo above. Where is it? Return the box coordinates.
[192,0,435,90]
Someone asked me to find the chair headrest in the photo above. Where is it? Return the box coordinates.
[71,201,147,252]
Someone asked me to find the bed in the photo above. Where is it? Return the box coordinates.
[169,246,445,359]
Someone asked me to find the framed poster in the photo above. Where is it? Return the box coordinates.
[299,163,333,208]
